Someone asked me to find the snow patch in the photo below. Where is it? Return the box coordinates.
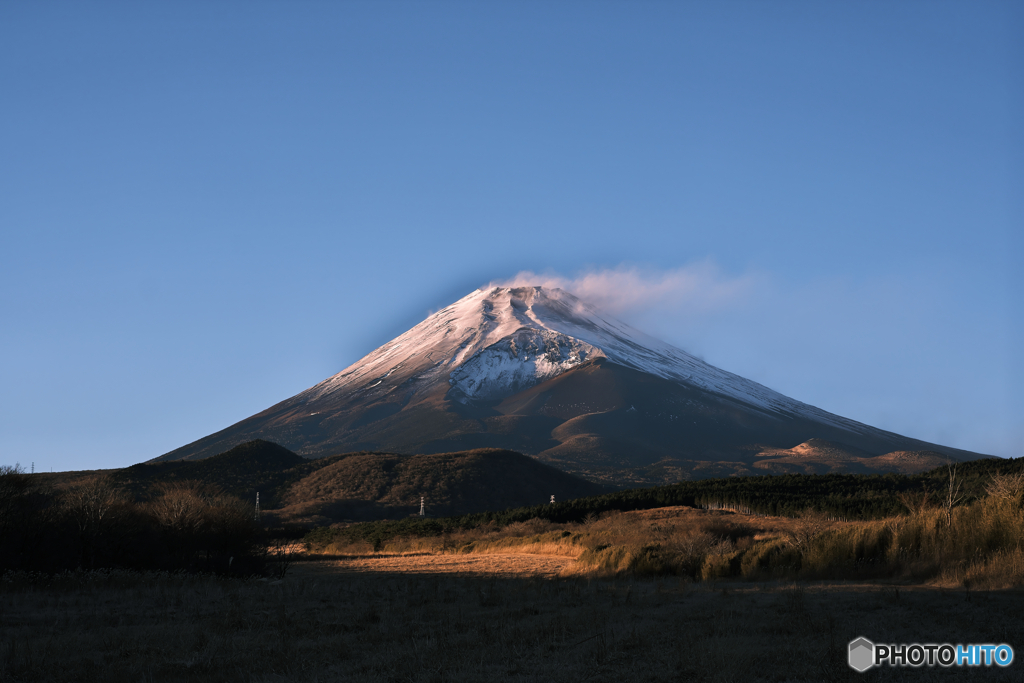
[448,329,601,401]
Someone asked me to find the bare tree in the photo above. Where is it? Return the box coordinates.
[943,462,965,527]
[62,476,128,568]
[0,464,30,527]
[148,481,209,534]
[147,481,256,571]
[897,488,932,517]
[0,465,33,554]
[985,470,1024,506]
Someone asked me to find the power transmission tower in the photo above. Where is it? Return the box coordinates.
[255,492,261,522]
[419,496,425,516]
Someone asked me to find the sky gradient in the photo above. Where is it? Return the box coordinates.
[2,1,1021,472]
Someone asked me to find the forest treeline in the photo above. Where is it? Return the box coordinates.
[113,439,308,509]
[305,456,1024,551]
[6,452,1021,576]
[0,465,267,574]
[303,461,1024,588]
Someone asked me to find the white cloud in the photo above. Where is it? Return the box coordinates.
[492,262,760,317]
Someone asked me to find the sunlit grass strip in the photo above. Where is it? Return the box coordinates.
[306,493,1024,588]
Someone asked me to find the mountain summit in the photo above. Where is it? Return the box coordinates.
[156,286,986,482]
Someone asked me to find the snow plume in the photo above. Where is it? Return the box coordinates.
[493,263,758,317]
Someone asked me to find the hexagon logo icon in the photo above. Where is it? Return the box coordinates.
[848,637,874,672]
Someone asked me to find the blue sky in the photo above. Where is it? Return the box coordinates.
[2,1,1020,472]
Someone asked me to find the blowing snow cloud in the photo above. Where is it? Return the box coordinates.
[494,263,759,318]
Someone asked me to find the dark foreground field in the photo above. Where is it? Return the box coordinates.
[3,566,1022,683]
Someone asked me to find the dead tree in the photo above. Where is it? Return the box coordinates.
[943,462,964,527]
[62,476,127,569]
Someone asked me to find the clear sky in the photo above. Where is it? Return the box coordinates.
[2,1,1021,472]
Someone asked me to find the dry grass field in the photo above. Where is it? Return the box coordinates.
[6,502,1024,683]
[3,564,1023,683]
[297,552,575,578]
[307,501,1024,589]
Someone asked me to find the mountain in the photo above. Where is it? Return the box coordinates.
[56,440,606,524]
[154,286,987,483]
[116,439,307,506]
[270,446,606,525]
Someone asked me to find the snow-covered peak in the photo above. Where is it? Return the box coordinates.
[300,286,601,402]
[297,285,867,432]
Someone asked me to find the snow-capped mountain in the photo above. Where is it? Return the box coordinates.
[301,286,867,429]
[155,286,986,483]
[301,287,608,404]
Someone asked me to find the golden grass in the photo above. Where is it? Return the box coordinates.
[296,552,574,578]
[309,496,1024,588]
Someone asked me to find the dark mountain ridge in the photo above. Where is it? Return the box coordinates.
[117,440,607,523]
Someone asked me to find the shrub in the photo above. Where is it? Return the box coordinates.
[0,473,266,576]
[146,481,263,573]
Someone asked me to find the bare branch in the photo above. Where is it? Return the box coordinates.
[985,470,1024,504]
[943,462,965,527]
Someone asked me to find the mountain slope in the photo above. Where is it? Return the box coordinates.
[154,286,988,483]
[273,447,606,524]
[117,440,606,524]
[115,439,308,506]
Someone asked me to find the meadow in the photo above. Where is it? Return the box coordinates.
[3,463,1024,681]
[305,470,1024,589]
